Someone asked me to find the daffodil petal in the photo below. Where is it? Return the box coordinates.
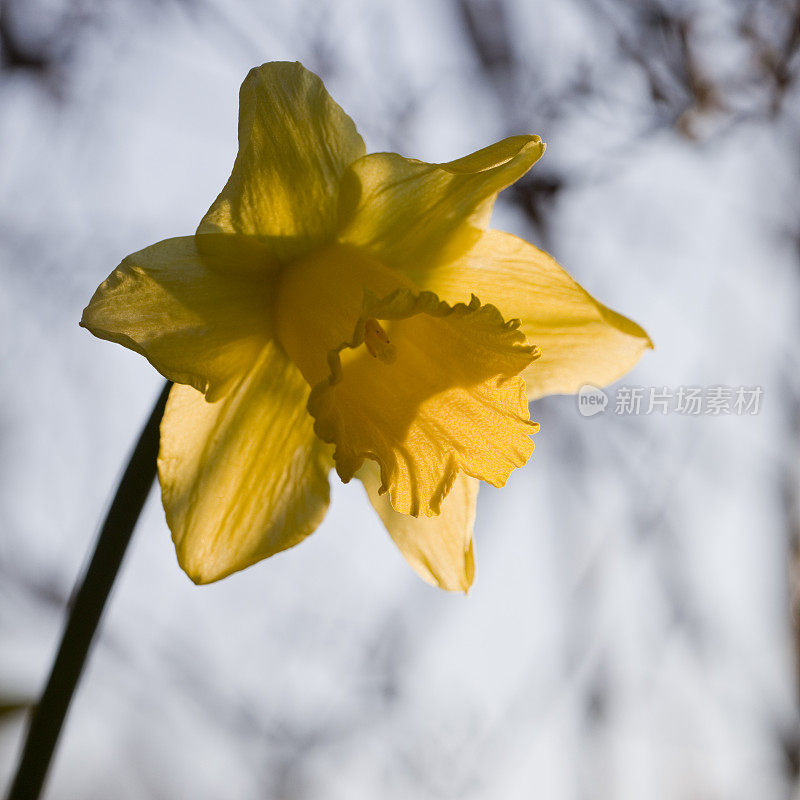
[410,230,653,399]
[359,460,477,592]
[337,135,544,271]
[80,236,276,401]
[199,62,366,261]
[308,289,540,517]
[158,343,331,584]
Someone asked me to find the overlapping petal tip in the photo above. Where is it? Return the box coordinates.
[337,135,545,272]
[158,343,332,584]
[411,230,653,398]
[439,134,544,176]
[307,287,540,519]
[199,61,366,262]
[359,461,478,592]
[80,236,276,401]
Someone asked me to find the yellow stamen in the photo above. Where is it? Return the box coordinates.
[364,318,396,364]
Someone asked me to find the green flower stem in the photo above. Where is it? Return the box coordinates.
[6,381,172,800]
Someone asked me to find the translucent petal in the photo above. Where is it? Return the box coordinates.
[337,135,544,272]
[360,461,477,592]
[411,230,653,398]
[158,343,331,584]
[199,62,366,262]
[80,235,276,401]
[308,289,540,517]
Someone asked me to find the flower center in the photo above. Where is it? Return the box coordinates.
[363,318,396,364]
[274,243,414,386]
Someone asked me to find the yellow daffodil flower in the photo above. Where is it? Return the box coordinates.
[81,62,651,592]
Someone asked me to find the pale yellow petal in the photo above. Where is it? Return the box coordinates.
[337,135,544,272]
[199,62,366,262]
[410,230,653,399]
[307,289,540,517]
[80,236,276,401]
[359,461,477,592]
[158,342,331,584]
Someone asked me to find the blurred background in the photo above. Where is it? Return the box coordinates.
[1,0,799,797]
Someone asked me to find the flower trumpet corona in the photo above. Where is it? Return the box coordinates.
[81,62,651,591]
